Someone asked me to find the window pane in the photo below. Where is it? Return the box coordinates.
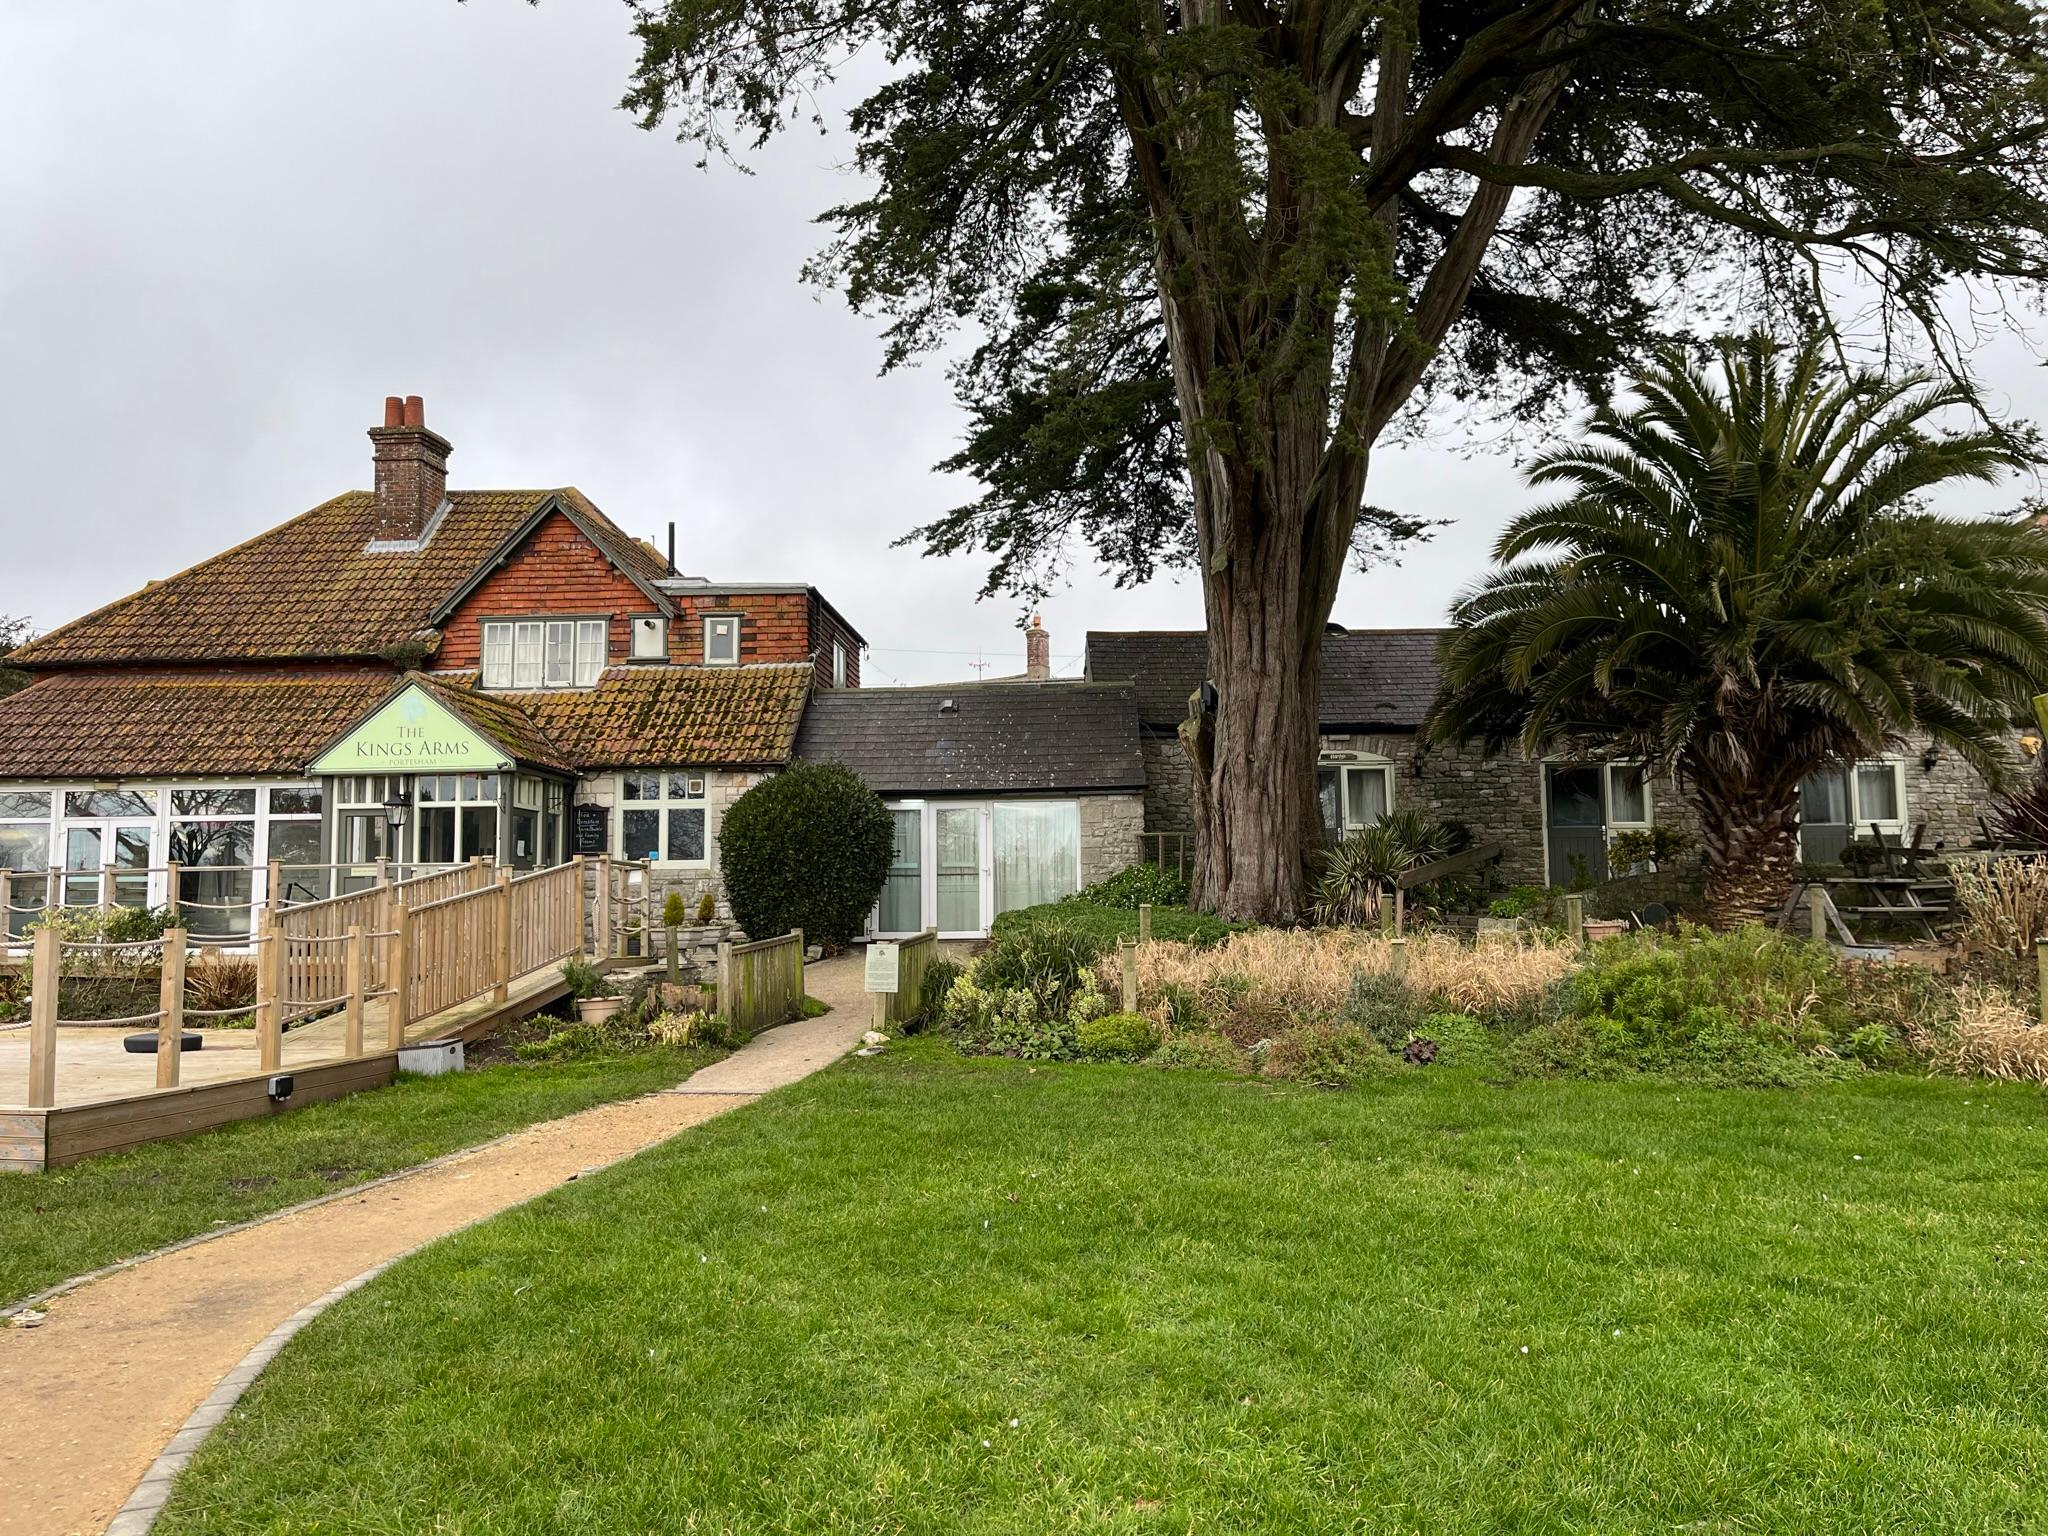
[171,787,256,816]
[482,623,513,688]
[1800,768,1850,825]
[577,621,607,686]
[543,622,573,687]
[418,806,457,864]
[667,773,703,801]
[169,819,254,868]
[667,807,705,862]
[0,825,49,872]
[513,622,543,688]
[622,772,660,803]
[1855,764,1900,823]
[621,809,660,862]
[461,805,499,862]
[631,617,665,659]
[267,819,323,870]
[880,809,921,932]
[1346,767,1388,827]
[1607,764,1648,824]
[936,808,980,932]
[65,789,156,817]
[268,785,323,816]
[1545,767,1603,828]
[993,803,1078,916]
[706,617,737,664]
[1317,769,1341,845]
[0,791,50,819]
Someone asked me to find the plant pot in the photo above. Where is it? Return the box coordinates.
[1582,919,1629,943]
[577,996,624,1025]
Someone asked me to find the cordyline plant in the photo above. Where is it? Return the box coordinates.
[1428,336,2048,928]
[614,0,2048,923]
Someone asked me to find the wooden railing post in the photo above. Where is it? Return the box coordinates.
[1389,935,1409,985]
[255,907,283,1073]
[1564,893,1586,947]
[388,901,412,1050]
[494,869,513,1002]
[164,860,181,920]
[1119,936,1138,1014]
[27,925,58,1109]
[99,861,115,917]
[717,935,734,1015]
[1808,885,1827,945]
[793,926,805,1005]
[267,858,284,912]
[1138,903,1152,945]
[157,927,187,1089]
[344,924,366,1058]
[593,855,612,960]
[374,856,390,888]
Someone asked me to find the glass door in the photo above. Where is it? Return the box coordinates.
[935,806,983,935]
[879,807,923,934]
[1544,766,1609,886]
[64,822,154,908]
[1799,767,1853,865]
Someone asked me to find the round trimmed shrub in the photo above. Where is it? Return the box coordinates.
[717,762,894,947]
[1075,1010,1162,1061]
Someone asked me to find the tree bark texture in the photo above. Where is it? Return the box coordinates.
[1687,764,1803,929]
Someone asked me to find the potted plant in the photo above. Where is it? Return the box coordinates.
[563,959,623,1024]
[696,890,716,924]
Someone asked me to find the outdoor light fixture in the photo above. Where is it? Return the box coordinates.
[382,788,412,831]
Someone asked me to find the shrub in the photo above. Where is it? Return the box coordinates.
[717,761,894,947]
[696,890,717,923]
[185,951,258,1025]
[974,921,1111,1022]
[1146,1032,1245,1072]
[1338,970,1423,1051]
[1312,811,1455,927]
[662,891,688,930]
[908,956,964,1034]
[1075,1011,1161,1061]
[1262,1024,1401,1088]
[1066,862,1190,909]
[991,901,1239,948]
[560,959,609,1003]
[646,1010,713,1047]
[1606,826,1694,872]
[1846,1021,1906,1070]
[944,925,1113,1061]
[515,1024,610,1062]
[1951,857,2048,985]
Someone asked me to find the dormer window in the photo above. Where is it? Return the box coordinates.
[481,618,606,689]
[704,614,740,666]
[630,616,667,662]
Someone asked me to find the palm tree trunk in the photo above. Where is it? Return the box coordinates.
[1691,769,1802,928]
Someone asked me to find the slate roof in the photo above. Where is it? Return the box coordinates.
[1085,629,1449,732]
[793,681,1145,795]
[0,670,396,778]
[12,488,658,669]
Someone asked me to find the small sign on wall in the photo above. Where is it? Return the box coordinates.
[572,803,609,856]
[864,941,900,994]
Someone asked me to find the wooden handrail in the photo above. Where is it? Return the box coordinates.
[1395,841,1505,891]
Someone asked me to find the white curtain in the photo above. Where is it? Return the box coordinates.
[880,809,922,932]
[936,808,981,932]
[993,802,1079,916]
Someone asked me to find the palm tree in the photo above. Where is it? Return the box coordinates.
[1428,335,2048,928]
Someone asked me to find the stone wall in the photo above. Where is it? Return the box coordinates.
[1078,793,1145,887]
[572,768,761,929]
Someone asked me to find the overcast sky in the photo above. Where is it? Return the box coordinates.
[5,3,2044,685]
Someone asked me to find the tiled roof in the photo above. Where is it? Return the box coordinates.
[465,664,813,769]
[793,681,1145,795]
[406,673,579,774]
[12,489,655,668]
[0,670,396,778]
[1085,629,1450,731]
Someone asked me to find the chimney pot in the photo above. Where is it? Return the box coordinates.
[403,395,425,428]
[383,396,404,428]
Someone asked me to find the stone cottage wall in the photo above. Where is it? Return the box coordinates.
[572,768,759,932]
[1078,793,1145,886]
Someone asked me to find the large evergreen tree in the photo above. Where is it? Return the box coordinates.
[620,0,2048,921]
[1429,336,2048,926]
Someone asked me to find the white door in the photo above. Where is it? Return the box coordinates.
[63,821,154,908]
[934,806,984,936]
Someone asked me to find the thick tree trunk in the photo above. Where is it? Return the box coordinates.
[1690,769,1802,928]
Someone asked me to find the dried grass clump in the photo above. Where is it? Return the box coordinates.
[1107,927,1578,1042]
[1951,856,2048,961]
[185,951,258,1016]
[1947,985,2048,1084]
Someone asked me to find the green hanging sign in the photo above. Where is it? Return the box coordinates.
[309,684,510,774]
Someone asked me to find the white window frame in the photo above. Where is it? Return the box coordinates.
[1318,755,1395,841]
[629,615,667,662]
[1801,759,1908,834]
[1537,759,1658,887]
[481,618,608,689]
[869,798,1082,939]
[616,770,711,867]
[831,640,847,688]
[703,615,741,666]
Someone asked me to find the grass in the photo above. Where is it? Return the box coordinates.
[993,899,1242,947]
[0,1044,720,1308]
[160,1039,2047,1534]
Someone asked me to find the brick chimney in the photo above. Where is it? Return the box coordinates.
[368,395,451,544]
[1025,613,1051,680]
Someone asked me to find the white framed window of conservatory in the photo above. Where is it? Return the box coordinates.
[617,771,709,865]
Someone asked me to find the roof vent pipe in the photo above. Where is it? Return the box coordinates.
[667,520,677,575]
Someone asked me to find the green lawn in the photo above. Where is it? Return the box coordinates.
[0,1045,720,1308]
[159,1042,2046,1534]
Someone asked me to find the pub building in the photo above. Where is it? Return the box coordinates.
[0,397,861,936]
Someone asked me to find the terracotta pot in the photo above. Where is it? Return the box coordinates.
[577,996,624,1025]
[1582,919,1629,943]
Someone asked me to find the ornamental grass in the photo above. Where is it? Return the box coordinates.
[1946,985,2048,1084]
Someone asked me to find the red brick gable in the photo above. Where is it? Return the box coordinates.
[439,510,656,670]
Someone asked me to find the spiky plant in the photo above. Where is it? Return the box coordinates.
[1430,335,2048,927]
[1312,811,1454,927]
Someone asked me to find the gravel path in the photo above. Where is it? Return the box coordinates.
[0,955,873,1536]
